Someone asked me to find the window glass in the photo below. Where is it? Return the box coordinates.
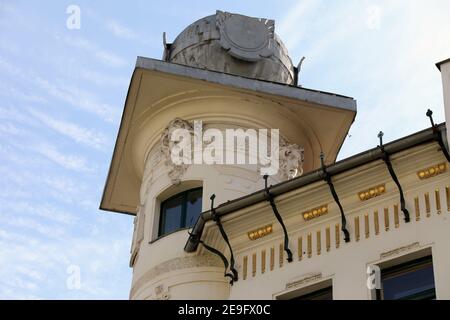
[292,286,333,300]
[159,194,183,236]
[380,257,436,300]
[185,189,203,227]
[159,188,203,237]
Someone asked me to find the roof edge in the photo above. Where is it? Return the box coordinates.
[436,58,450,71]
[135,56,357,112]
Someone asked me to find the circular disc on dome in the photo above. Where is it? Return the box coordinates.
[216,10,274,61]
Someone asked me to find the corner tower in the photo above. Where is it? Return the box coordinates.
[100,11,356,300]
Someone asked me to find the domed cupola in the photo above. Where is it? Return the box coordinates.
[163,10,295,84]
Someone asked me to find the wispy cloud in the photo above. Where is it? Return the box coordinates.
[33,76,120,123]
[105,20,138,40]
[35,144,90,172]
[28,108,110,151]
[59,35,128,68]
[0,58,120,123]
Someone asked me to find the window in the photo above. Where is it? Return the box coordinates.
[158,188,203,237]
[276,280,333,300]
[291,286,333,300]
[377,256,436,300]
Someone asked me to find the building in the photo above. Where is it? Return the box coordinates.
[100,11,450,300]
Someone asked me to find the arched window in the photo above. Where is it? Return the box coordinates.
[158,187,203,237]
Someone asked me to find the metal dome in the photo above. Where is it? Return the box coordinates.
[163,11,295,85]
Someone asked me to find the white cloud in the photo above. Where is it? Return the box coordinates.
[77,69,129,88]
[28,108,110,150]
[0,58,120,123]
[60,35,128,68]
[35,144,90,172]
[106,20,138,40]
[277,0,321,54]
[33,76,120,123]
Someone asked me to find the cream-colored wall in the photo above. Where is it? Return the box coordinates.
[129,98,293,299]
[440,60,450,144]
[207,142,450,300]
[127,76,450,300]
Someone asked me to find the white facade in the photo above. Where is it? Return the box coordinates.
[101,13,450,300]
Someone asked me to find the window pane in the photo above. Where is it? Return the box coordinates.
[160,195,183,236]
[381,258,436,300]
[291,287,333,300]
[185,189,203,227]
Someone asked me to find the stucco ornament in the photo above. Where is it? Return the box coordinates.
[278,139,305,180]
[160,118,194,184]
[216,10,274,62]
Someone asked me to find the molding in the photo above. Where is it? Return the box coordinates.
[380,242,420,259]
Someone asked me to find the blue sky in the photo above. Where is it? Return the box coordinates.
[0,0,449,299]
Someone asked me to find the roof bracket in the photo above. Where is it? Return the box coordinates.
[427,109,450,162]
[198,239,236,285]
[320,152,351,242]
[378,131,411,223]
[210,194,239,283]
[263,175,293,263]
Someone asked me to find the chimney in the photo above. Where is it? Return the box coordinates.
[437,58,450,144]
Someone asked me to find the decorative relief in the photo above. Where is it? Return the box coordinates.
[435,189,441,214]
[414,197,420,221]
[285,272,322,290]
[447,186,450,211]
[380,242,420,259]
[384,208,390,231]
[417,163,447,180]
[325,228,330,252]
[394,205,400,228]
[160,118,304,183]
[298,236,303,260]
[261,250,266,274]
[335,224,340,249]
[364,213,370,238]
[425,193,431,217]
[160,118,194,184]
[279,243,284,268]
[247,224,273,241]
[307,233,312,258]
[270,247,275,271]
[153,285,170,300]
[278,139,305,180]
[243,256,248,280]
[216,10,274,62]
[374,210,380,235]
[316,231,321,255]
[355,216,360,242]
[358,184,386,201]
[302,205,328,221]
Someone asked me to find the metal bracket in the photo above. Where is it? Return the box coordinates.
[320,153,350,243]
[263,175,293,263]
[378,131,410,223]
[210,195,238,283]
[427,109,450,162]
[198,239,236,285]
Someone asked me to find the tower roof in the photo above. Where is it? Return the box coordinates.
[164,11,295,84]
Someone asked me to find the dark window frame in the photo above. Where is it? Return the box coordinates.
[376,255,436,300]
[292,286,333,300]
[158,187,203,237]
